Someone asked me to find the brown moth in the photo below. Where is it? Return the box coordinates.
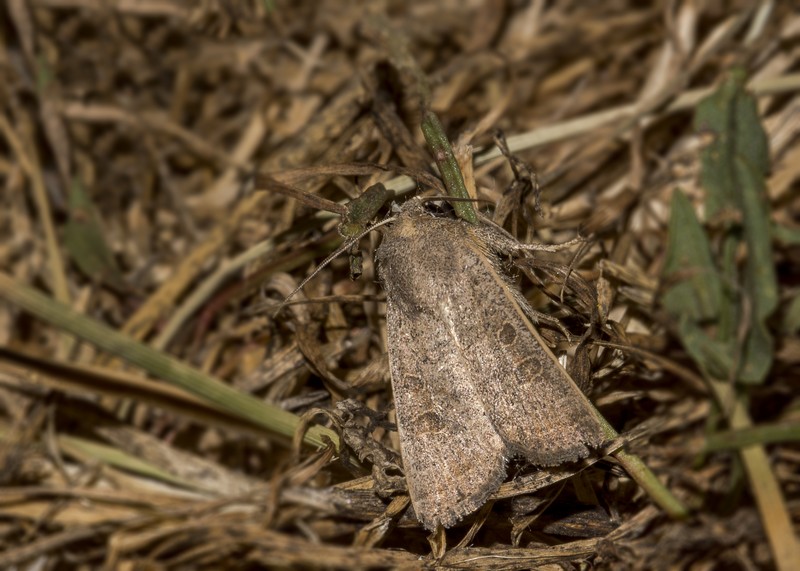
[375,200,606,530]
[267,177,607,531]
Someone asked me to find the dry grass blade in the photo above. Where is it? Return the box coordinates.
[0,273,338,450]
[1,2,799,569]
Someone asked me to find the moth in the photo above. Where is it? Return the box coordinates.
[264,177,607,530]
[375,200,606,530]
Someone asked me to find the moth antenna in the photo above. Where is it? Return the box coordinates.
[272,215,397,318]
[272,238,358,317]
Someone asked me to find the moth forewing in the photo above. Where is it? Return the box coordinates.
[461,224,606,465]
[379,212,510,530]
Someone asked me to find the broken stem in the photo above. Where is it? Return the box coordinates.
[420,109,478,224]
[597,410,689,519]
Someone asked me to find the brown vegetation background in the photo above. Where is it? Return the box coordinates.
[1,1,799,569]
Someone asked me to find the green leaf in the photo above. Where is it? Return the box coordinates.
[420,110,478,224]
[781,292,800,335]
[677,316,734,380]
[695,68,770,219]
[773,221,800,246]
[676,69,778,385]
[662,189,723,322]
[63,178,128,291]
[736,158,777,320]
[739,319,774,383]
[338,183,393,238]
[735,158,777,383]
[705,422,800,452]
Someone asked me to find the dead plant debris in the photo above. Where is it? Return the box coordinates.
[1,1,799,569]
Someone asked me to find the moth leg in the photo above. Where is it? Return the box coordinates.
[518,301,573,340]
[473,219,588,255]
